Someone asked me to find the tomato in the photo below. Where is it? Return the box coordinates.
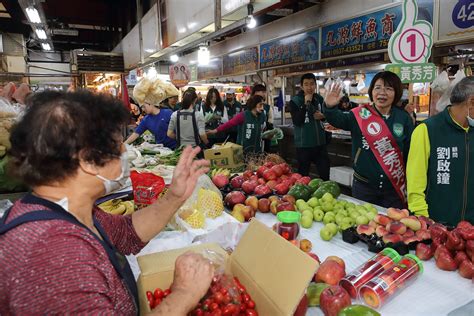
[154,288,164,300]
[245,309,258,316]
[246,300,255,309]
[222,303,239,316]
[240,304,247,312]
[210,302,219,311]
[214,292,225,304]
[220,288,228,296]
[193,309,204,316]
[223,293,232,305]
[163,288,172,297]
[241,293,251,304]
[211,310,222,316]
[154,297,162,307]
[146,291,155,308]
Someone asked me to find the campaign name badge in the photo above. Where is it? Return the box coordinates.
[393,123,404,137]
[367,122,382,136]
[359,107,372,119]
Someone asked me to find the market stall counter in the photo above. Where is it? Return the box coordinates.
[127,194,473,316]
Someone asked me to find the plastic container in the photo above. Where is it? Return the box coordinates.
[359,254,424,309]
[276,211,301,242]
[340,248,401,299]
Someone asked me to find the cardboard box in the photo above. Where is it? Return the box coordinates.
[204,142,244,169]
[137,220,319,315]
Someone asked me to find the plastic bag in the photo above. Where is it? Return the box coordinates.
[357,77,366,92]
[130,170,166,209]
[431,71,450,94]
[436,69,466,112]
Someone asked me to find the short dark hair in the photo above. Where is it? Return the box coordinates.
[8,90,129,187]
[245,95,264,111]
[181,89,198,110]
[251,84,266,95]
[450,76,474,105]
[368,71,403,106]
[301,73,316,86]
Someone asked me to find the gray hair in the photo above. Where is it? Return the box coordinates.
[450,76,474,105]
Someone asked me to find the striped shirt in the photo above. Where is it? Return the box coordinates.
[0,194,146,314]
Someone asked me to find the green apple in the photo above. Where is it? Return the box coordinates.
[325,211,336,218]
[334,204,344,213]
[313,209,324,222]
[369,208,379,216]
[356,215,369,225]
[321,192,334,203]
[338,209,348,217]
[346,202,356,209]
[325,223,338,235]
[339,222,353,231]
[363,202,374,210]
[323,213,336,224]
[307,197,320,208]
[342,216,355,226]
[300,206,313,214]
[365,211,376,221]
[301,215,313,228]
[350,211,360,220]
[307,283,330,306]
[296,199,307,210]
[321,202,334,213]
[302,210,314,220]
[320,226,333,241]
[335,213,346,225]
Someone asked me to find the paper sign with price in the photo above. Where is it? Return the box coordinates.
[386,0,436,83]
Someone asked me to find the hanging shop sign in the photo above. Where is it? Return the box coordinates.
[222,47,258,76]
[385,0,436,83]
[189,64,198,82]
[274,53,386,76]
[197,59,223,80]
[320,0,433,59]
[438,0,474,43]
[169,63,191,88]
[259,29,320,69]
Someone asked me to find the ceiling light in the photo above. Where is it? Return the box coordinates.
[145,48,155,53]
[246,15,257,29]
[26,7,41,24]
[41,43,51,51]
[198,46,210,66]
[35,29,47,40]
[170,54,179,63]
[146,67,157,78]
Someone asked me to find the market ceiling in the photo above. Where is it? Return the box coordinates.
[0,0,323,54]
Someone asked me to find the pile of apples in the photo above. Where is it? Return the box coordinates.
[228,193,297,222]
[416,220,474,279]
[355,208,433,246]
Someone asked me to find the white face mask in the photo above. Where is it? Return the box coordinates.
[467,107,474,127]
[96,152,130,195]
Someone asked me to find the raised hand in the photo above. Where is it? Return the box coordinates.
[167,146,210,202]
[324,83,343,108]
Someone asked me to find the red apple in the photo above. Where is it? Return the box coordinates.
[293,295,308,316]
[257,178,266,185]
[250,174,258,182]
[274,183,290,195]
[254,184,271,196]
[263,161,275,168]
[263,169,277,181]
[245,196,258,211]
[212,174,229,188]
[230,175,245,189]
[243,170,253,180]
[240,205,255,221]
[271,165,284,177]
[256,166,268,178]
[224,191,246,208]
[278,163,291,174]
[277,201,296,212]
[308,252,321,264]
[266,180,278,190]
[296,176,311,185]
[258,198,271,213]
[315,260,346,285]
[281,194,296,204]
[454,251,469,266]
[290,173,303,181]
[457,220,473,230]
[416,243,434,260]
[320,285,351,316]
[242,180,258,194]
[458,260,474,279]
[326,256,346,271]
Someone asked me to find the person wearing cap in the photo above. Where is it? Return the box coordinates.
[161,95,179,111]
[252,84,275,152]
[223,88,243,143]
[125,78,177,149]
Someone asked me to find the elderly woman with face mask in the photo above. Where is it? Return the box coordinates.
[207,95,266,154]
[0,90,214,314]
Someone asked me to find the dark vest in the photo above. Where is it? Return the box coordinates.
[237,111,266,154]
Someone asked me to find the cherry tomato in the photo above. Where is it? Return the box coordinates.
[210,302,219,311]
[245,309,258,316]
[193,309,204,316]
[246,300,255,309]
[223,293,232,305]
[237,283,246,293]
[222,304,239,316]
[211,310,222,316]
[240,304,247,312]
[146,291,155,308]
[153,288,164,300]
[214,292,225,304]
[220,288,228,296]
[163,288,172,297]
[241,293,251,304]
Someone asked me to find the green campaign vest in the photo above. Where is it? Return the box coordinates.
[291,93,326,148]
[203,106,224,132]
[424,107,474,226]
[224,100,243,133]
[237,110,266,154]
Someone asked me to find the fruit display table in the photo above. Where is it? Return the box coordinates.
[254,195,473,316]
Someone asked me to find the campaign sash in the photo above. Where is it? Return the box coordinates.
[352,104,407,204]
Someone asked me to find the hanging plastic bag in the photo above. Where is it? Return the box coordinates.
[436,69,466,112]
[357,77,366,92]
[431,71,449,94]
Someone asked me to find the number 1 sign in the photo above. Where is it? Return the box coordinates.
[386,0,436,83]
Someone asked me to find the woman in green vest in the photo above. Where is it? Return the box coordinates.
[202,88,228,147]
[324,71,414,209]
[207,95,266,154]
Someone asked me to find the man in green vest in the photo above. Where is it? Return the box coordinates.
[289,73,330,180]
[223,88,243,143]
[407,77,474,226]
